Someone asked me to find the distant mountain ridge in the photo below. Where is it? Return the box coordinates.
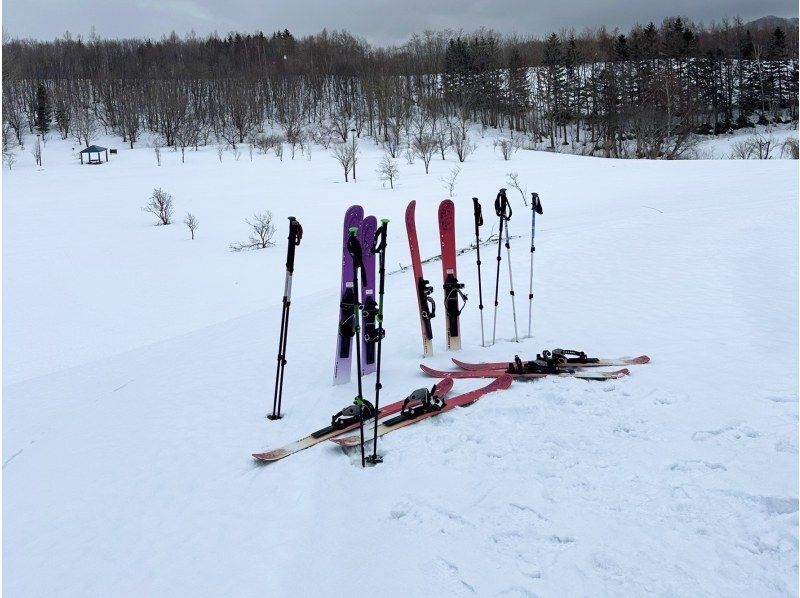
[745,15,799,30]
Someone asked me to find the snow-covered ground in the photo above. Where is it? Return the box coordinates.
[3,131,798,596]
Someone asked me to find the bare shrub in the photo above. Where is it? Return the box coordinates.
[154,145,162,166]
[730,133,778,159]
[4,148,17,170]
[440,166,460,196]
[403,147,415,165]
[273,142,284,161]
[780,137,798,159]
[376,154,399,189]
[230,212,276,251]
[31,138,42,166]
[217,144,225,162]
[143,188,174,225]
[184,212,199,240]
[506,172,527,203]
[494,137,520,160]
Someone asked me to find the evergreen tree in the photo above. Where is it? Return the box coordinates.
[34,82,52,135]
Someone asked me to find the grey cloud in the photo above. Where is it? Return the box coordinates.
[3,0,797,43]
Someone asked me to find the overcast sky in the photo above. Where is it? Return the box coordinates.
[3,0,798,45]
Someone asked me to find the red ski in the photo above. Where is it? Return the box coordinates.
[452,354,650,370]
[438,199,467,350]
[406,200,435,357]
[252,377,454,463]
[420,363,630,381]
[330,375,513,447]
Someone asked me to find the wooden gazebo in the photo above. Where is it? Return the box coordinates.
[80,145,109,164]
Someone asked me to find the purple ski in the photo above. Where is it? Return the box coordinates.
[359,216,378,376]
[333,205,364,385]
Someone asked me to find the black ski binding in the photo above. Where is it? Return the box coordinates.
[331,398,376,428]
[443,274,467,336]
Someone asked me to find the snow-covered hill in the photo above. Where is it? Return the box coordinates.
[3,134,798,596]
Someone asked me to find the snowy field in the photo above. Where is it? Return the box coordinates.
[3,130,798,597]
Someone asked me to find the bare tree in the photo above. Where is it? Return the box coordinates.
[72,107,97,147]
[331,142,355,182]
[3,147,17,170]
[450,119,475,162]
[31,136,42,166]
[376,153,399,189]
[412,135,436,173]
[143,188,174,225]
[230,212,276,251]
[217,144,225,162]
[184,212,199,240]
[440,166,460,196]
[403,147,415,165]
[273,141,284,161]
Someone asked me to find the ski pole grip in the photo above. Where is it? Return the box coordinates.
[286,217,301,273]
[472,197,483,226]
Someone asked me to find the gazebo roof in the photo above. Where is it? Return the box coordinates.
[80,145,107,153]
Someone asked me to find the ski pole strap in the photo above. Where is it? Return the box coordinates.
[495,188,512,220]
[472,197,483,227]
[531,193,543,215]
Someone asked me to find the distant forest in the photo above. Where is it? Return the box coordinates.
[3,16,798,160]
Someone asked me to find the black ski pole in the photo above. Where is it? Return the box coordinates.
[501,191,520,343]
[491,189,509,346]
[347,227,369,467]
[527,193,543,338]
[367,219,388,465]
[269,216,303,420]
[472,198,485,347]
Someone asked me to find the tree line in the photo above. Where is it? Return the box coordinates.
[3,17,798,161]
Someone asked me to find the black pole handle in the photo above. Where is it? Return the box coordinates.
[531,193,543,215]
[285,217,302,273]
[495,188,512,220]
[472,197,483,227]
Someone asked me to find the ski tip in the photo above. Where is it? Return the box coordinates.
[496,374,514,388]
[616,368,631,377]
[631,355,651,365]
[330,436,360,447]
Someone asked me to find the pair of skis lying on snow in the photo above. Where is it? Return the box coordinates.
[253,351,650,462]
[252,376,510,462]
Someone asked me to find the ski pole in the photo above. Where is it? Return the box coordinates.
[472,198,485,347]
[492,189,519,345]
[502,197,519,343]
[367,219,388,465]
[269,216,303,420]
[527,193,543,338]
[347,226,368,466]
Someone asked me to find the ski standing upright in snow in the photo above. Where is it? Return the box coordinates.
[268,216,303,420]
[526,193,543,338]
[438,199,467,350]
[472,197,486,347]
[405,200,436,357]
[333,205,363,385]
[359,216,378,376]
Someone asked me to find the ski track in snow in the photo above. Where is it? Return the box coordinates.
[3,131,798,597]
